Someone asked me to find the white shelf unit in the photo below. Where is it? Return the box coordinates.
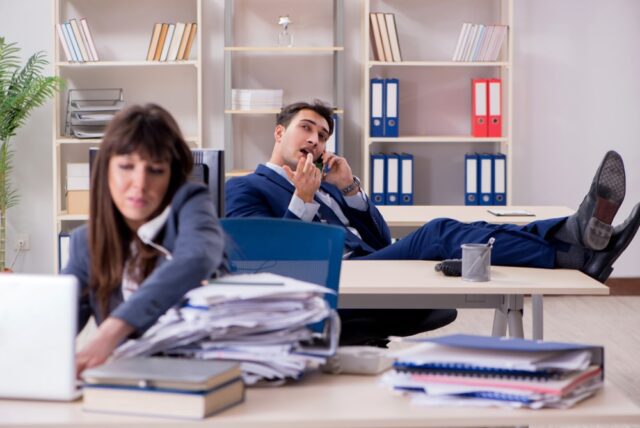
[362,0,514,206]
[52,0,203,271]
[223,0,344,178]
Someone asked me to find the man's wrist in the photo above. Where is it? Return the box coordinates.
[340,176,361,196]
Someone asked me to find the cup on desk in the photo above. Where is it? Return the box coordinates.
[461,243,492,282]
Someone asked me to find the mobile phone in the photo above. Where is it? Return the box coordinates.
[313,155,329,174]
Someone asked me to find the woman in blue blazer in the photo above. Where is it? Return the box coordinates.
[63,104,226,375]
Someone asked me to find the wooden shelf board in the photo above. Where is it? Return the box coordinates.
[225,169,254,178]
[368,61,509,67]
[58,213,89,221]
[368,136,509,143]
[56,60,198,67]
[56,136,199,145]
[225,47,344,52]
[226,109,344,115]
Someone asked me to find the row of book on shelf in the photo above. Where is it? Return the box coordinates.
[56,18,99,62]
[472,78,502,137]
[369,12,402,62]
[465,152,506,206]
[370,152,413,206]
[146,22,197,62]
[452,23,508,62]
[370,78,399,137]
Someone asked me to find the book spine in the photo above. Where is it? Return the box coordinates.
[182,23,197,60]
[80,18,99,61]
[176,23,191,60]
[69,18,89,62]
[55,23,73,62]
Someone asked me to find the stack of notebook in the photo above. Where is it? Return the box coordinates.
[383,334,604,409]
[82,357,244,419]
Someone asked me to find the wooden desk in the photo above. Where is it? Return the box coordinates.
[339,260,609,339]
[378,205,574,237]
[1,374,638,427]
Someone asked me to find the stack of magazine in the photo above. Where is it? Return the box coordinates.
[113,273,339,385]
[65,88,124,139]
[383,334,604,409]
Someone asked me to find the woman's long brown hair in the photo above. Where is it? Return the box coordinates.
[89,104,193,318]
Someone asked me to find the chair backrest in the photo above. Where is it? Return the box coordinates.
[219,218,346,310]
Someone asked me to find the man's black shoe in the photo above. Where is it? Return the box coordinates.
[565,150,626,250]
[582,202,640,283]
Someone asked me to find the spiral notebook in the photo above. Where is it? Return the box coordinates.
[387,334,604,408]
[393,334,603,381]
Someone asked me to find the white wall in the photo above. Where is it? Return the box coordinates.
[1,0,639,276]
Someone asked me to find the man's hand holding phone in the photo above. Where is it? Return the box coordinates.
[283,153,322,203]
[321,152,356,193]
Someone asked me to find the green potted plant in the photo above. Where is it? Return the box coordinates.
[0,37,64,270]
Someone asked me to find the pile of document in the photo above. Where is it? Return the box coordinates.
[231,89,283,110]
[383,334,604,409]
[65,88,125,139]
[114,273,338,385]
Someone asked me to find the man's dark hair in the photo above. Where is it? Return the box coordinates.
[276,100,334,136]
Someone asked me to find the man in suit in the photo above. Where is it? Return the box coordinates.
[226,100,640,345]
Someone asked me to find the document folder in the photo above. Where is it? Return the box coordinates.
[326,114,339,154]
[464,153,479,205]
[370,153,386,205]
[384,78,399,137]
[492,153,507,205]
[488,78,502,137]
[398,152,414,205]
[478,153,493,205]
[471,79,488,137]
[58,232,71,271]
[385,153,400,205]
[370,78,385,137]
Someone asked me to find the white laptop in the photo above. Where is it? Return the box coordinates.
[0,273,82,401]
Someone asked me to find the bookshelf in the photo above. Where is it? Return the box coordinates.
[362,0,514,206]
[223,0,344,178]
[51,0,203,271]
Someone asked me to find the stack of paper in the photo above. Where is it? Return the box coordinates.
[383,334,604,409]
[114,273,338,385]
[231,89,283,110]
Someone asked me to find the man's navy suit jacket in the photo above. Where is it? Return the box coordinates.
[225,164,391,257]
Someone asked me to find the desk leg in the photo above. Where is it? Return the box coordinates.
[506,295,525,338]
[492,306,508,337]
[532,294,543,340]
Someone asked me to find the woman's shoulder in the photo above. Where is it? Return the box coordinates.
[171,181,211,208]
[69,223,89,242]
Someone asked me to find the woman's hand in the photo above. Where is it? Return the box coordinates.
[76,317,134,378]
